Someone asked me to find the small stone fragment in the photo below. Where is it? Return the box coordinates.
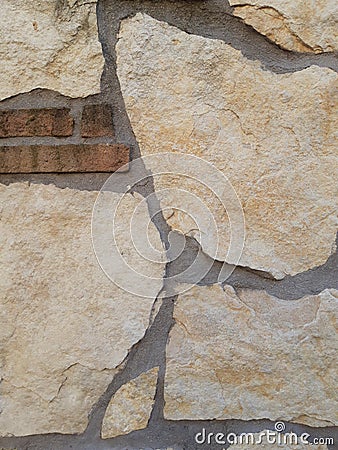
[101,367,159,439]
[229,0,338,53]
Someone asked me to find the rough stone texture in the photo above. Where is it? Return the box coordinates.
[0,0,104,100]
[229,0,338,53]
[81,104,114,138]
[101,367,159,439]
[164,284,338,427]
[116,14,338,278]
[0,108,73,137]
[0,182,165,436]
[228,432,329,449]
[0,144,130,173]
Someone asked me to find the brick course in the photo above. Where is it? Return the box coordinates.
[0,144,129,173]
[0,108,74,137]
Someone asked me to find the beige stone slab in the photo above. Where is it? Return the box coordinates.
[101,367,159,438]
[0,182,165,436]
[229,0,338,53]
[164,284,338,427]
[0,0,104,100]
[116,14,338,278]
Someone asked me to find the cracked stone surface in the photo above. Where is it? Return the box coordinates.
[101,367,159,439]
[164,284,338,427]
[116,13,338,279]
[229,0,338,53]
[0,182,165,436]
[0,0,104,100]
[228,432,329,449]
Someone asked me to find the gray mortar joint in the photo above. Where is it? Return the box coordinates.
[0,0,337,448]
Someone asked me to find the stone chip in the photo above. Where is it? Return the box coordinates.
[229,0,338,53]
[101,367,159,438]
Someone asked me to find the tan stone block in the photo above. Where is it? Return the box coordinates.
[0,0,104,100]
[116,14,338,278]
[0,182,165,436]
[164,284,338,427]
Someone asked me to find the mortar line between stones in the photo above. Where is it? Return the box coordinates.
[0,1,337,448]
[104,0,337,74]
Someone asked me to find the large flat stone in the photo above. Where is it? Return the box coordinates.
[0,0,104,100]
[164,284,338,427]
[229,0,338,53]
[0,182,165,436]
[116,14,338,278]
[101,367,159,438]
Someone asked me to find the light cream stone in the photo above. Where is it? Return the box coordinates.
[228,431,329,449]
[101,367,159,438]
[164,285,338,427]
[116,14,338,278]
[0,0,104,100]
[229,0,338,53]
[0,182,165,436]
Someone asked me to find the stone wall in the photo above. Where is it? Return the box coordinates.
[0,1,337,449]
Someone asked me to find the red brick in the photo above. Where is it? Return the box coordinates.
[0,144,129,173]
[81,104,114,137]
[0,108,74,137]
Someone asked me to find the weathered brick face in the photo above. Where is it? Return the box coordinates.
[0,144,129,173]
[0,102,129,173]
[0,108,74,137]
[81,104,115,137]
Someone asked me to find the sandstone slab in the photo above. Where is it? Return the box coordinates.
[229,0,338,53]
[116,14,338,278]
[164,285,338,427]
[101,367,159,438]
[0,0,104,100]
[0,182,165,436]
